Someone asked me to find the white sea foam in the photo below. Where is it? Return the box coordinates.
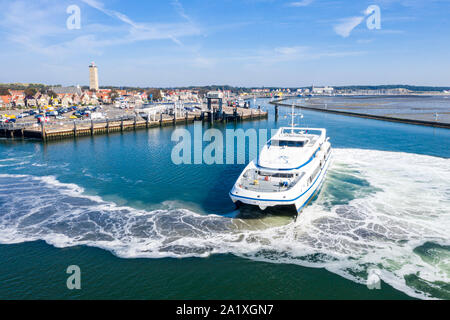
[0,148,449,299]
[0,153,33,167]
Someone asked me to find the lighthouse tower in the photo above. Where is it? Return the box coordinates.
[89,62,99,91]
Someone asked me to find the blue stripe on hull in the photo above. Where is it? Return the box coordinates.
[295,159,331,212]
[256,149,319,171]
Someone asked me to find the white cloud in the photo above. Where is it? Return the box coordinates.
[274,46,308,56]
[0,0,203,59]
[192,57,216,68]
[288,0,315,7]
[81,0,138,27]
[81,0,201,46]
[333,16,365,37]
[228,46,365,66]
[357,39,374,44]
[172,0,193,24]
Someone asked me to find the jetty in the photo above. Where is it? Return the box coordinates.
[0,106,267,142]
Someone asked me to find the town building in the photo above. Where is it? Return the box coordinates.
[0,96,12,109]
[51,85,83,96]
[311,86,334,95]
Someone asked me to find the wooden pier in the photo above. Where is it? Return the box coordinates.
[0,107,268,142]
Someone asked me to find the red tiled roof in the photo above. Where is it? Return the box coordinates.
[1,95,12,104]
[9,90,24,96]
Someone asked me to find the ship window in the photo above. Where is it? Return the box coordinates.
[272,173,294,178]
[258,172,294,178]
[309,165,321,184]
[278,140,305,148]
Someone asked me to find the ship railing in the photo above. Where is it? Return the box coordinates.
[240,171,304,193]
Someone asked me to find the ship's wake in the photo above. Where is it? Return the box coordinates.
[0,149,449,299]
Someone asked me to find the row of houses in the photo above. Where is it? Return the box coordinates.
[0,91,101,109]
[162,89,201,103]
[161,89,234,103]
[0,86,151,109]
[1,86,265,109]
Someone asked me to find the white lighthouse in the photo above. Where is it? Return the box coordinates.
[89,61,99,91]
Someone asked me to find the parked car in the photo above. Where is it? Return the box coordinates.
[37,116,49,123]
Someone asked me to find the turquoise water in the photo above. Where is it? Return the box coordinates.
[0,99,449,299]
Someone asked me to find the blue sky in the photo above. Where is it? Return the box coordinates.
[0,0,449,87]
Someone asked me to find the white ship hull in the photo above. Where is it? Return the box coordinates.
[230,151,331,213]
[229,126,332,215]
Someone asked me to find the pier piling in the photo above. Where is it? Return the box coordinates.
[40,122,46,141]
[2,106,268,142]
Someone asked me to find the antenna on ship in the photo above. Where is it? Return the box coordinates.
[289,102,304,133]
[290,103,295,129]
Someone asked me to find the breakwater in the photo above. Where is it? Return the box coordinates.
[271,99,450,129]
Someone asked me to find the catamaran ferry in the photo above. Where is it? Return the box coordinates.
[229,107,332,216]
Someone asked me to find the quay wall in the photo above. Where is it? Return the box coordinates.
[0,108,268,142]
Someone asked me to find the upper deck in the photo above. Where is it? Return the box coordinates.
[257,127,326,170]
